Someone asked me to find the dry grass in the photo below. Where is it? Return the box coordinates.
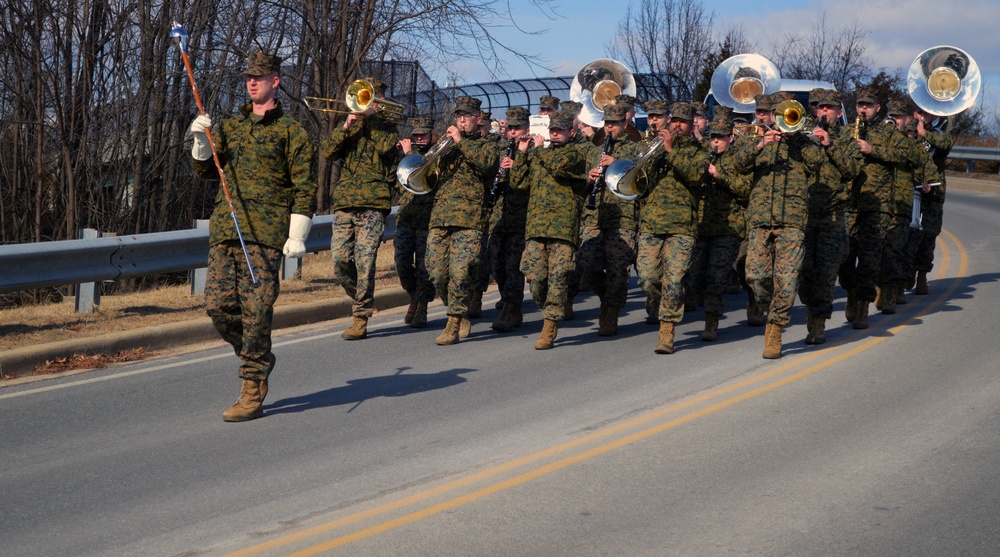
[0,242,401,354]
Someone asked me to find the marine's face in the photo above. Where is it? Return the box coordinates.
[856,102,879,121]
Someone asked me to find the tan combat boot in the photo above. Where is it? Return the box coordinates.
[915,271,929,295]
[534,318,558,350]
[435,316,461,345]
[654,322,676,354]
[404,298,417,324]
[762,323,783,359]
[845,290,857,323]
[881,287,897,314]
[459,316,472,338]
[223,379,266,422]
[747,293,765,326]
[701,312,719,342]
[599,306,620,336]
[492,302,515,332]
[468,290,483,318]
[342,315,368,340]
[810,317,826,344]
[874,286,885,311]
[852,300,869,329]
[410,301,428,328]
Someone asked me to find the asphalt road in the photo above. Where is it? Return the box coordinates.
[2,188,999,556]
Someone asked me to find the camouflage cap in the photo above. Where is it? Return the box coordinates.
[548,110,576,130]
[243,51,281,76]
[409,117,434,135]
[602,102,628,122]
[810,88,841,107]
[690,101,709,118]
[856,87,878,104]
[506,106,530,127]
[454,96,482,115]
[754,93,774,111]
[480,110,492,121]
[645,99,670,115]
[709,119,734,137]
[539,95,560,111]
[559,100,583,117]
[713,105,735,121]
[773,91,796,103]
[670,102,695,122]
[886,98,910,117]
[364,77,387,95]
[615,94,637,111]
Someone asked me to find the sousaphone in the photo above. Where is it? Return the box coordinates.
[570,58,637,128]
[710,54,781,114]
[907,45,981,116]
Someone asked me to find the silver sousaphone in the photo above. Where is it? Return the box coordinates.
[570,58,637,128]
[710,53,781,114]
[907,45,981,117]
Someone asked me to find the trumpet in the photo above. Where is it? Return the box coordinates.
[305,79,406,120]
[774,99,813,134]
[396,136,454,195]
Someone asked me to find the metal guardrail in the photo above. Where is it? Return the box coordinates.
[949,146,1000,173]
[0,210,397,310]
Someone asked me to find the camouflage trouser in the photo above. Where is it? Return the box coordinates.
[879,214,913,290]
[394,225,435,303]
[636,233,695,323]
[426,226,483,316]
[474,227,493,292]
[489,232,526,304]
[839,210,889,302]
[205,241,282,381]
[799,210,849,319]
[331,209,386,317]
[521,238,576,320]
[685,234,742,316]
[912,195,944,273]
[746,227,805,327]
[574,226,637,309]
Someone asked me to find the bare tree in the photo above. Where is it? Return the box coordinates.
[769,13,873,94]
[608,0,717,101]
[692,23,757,102]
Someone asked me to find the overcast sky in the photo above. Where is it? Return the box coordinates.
[441,0,999,113]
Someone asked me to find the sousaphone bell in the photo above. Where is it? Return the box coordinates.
[907,45,981,117]
[570,58,637,128]
[710,54,781,114]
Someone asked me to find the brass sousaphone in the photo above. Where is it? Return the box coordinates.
[569,58,637,128]
[710,53,781,114]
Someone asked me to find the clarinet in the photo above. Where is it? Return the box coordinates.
[586,133,614,210]
[485,138,518,209]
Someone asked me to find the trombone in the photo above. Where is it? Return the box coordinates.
[305,78,406,120]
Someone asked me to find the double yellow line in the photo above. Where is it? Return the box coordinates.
[229,229,967,557]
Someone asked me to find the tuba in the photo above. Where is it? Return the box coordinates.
[569,59,637,128]
[396,136,454,194]
[305,78,406,120]
[605,137,665,201]
[907,45,981,117]
[710,54,781,114]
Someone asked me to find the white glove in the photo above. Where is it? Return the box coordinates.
[282,213,312,258]
[189,114,213,161]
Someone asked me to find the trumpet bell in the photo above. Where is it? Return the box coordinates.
[774,99,808,133]
[570,58,637,128]
[710,54,781,113]
[907,45,980,116]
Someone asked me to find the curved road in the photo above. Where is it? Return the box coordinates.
[2,187,999,556]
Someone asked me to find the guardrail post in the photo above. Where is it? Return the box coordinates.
[190,219,210,296]
[281,254,301,281]
[75,228,102,313]
[967,160,975,173]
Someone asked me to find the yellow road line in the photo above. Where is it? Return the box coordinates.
[230,230,968,557]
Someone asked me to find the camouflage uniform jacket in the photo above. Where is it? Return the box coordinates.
[489,138,530,235]
[510,140,589,244]
[428,130,499,230]
[321,114,399,212]
[700,147,748,237]
[809,123,863,216]
[639,134,706,237]
[192,100,317,251]
[921,125,955,201]
[730,132,826,231]
[580,135,642,230]
[891,135,939,215]
[840,120,910,213]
